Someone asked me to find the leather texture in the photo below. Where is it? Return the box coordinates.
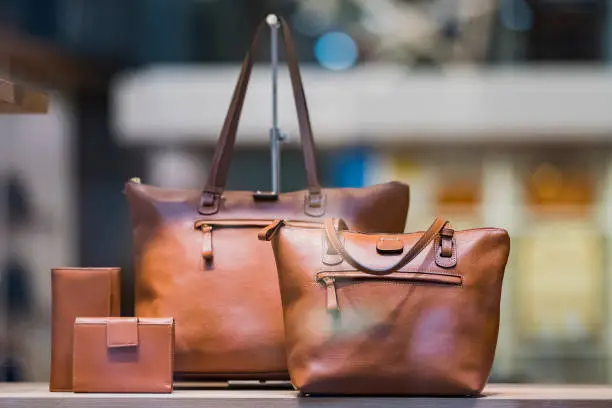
[73,317,174,393]
[50,267,120,392]
[260,218,510,395]
[125,16,409,380]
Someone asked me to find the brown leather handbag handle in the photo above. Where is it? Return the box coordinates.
[323,217,449,275]
[200,16,321,214]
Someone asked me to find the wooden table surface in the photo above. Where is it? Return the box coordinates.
[2,383,612,408]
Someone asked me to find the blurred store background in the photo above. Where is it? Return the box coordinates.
[2,0,612,385]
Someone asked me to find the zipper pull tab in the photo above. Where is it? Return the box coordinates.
[323,277,339,312]
[200,225,213,261]
[194,223,213,264]
[258,219,285,241]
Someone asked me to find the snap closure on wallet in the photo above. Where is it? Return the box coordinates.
[107,318,139,348]
[376,237,404,255]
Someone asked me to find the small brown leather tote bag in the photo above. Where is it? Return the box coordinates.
[259,217,510,395]
[125,17,409,381]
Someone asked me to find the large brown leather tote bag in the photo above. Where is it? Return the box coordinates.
[125,17,409,381]
[259,217,509,395]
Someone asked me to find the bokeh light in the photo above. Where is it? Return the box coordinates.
[314,31,358,71]
[499,0,533,32]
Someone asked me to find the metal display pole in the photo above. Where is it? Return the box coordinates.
[254,14,285,201]
[230,15,289,387]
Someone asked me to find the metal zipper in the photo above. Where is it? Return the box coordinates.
[317,271,462,313]
[194,219,322,230]
[195,219,324,263]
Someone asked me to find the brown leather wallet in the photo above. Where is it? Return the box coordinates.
[50,267,120,392]
[73,317,174,393]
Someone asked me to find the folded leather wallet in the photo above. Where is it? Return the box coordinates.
[50,267,121,391]
[73,317,174,393]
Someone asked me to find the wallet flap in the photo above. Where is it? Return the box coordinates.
[107,318,139,348]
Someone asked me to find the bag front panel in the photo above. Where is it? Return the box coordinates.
[273,227,510,395]
[133,220,286,375]
[126,181,409,377]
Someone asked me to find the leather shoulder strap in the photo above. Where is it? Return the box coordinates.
[203,16,320,197]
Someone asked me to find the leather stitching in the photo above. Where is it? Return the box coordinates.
[317,268,462,278]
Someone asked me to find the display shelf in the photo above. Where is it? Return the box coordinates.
[113,65,612,145]
[2,383,612,408]
[0,77,48,113]
[0,28,109,91]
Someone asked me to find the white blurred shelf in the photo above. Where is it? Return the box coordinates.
[112,64,612,146]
